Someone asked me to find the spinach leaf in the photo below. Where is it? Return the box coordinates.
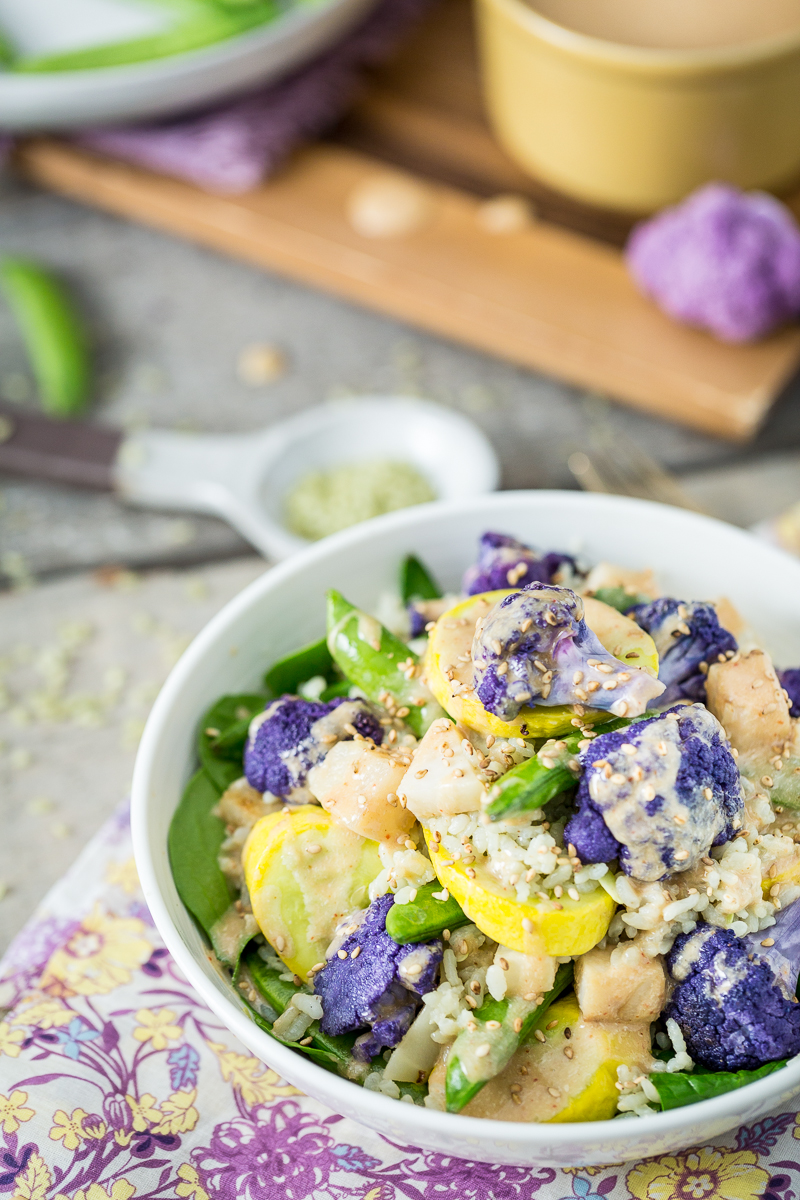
[168,769,232,937]
[650,1059,788,1110]
[400,554,442,605]
[198,692,266,791]
[264,638,335,696]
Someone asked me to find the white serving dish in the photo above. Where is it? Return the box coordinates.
[0,0,377,131]
[131,490,800,1167]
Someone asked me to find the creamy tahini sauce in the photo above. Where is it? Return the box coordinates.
[587,708,729,881]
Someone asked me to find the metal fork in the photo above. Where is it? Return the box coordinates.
[566,399,707,513]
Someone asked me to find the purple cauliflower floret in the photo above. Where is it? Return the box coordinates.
[779,668,800,719]
[564,703,743,881]
[244,696,383,800]
[472,583,664,723]
[463,531,579,596]
[629,598,737,706]
[626,182,800,343]
[313,894,442,1061]
[666,924,800,1070]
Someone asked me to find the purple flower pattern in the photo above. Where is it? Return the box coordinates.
[0,802,796,1199]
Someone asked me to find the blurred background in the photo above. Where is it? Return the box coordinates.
[2,0,800,949]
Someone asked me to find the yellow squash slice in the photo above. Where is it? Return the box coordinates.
[423,828,615,957]
[243,806,382,982]
[424,590,659,739]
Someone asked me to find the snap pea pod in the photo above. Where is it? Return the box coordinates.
[0,257,91,418]
[485,716,639,822]
[591,587,651,614]
[245,952,357,1069]
[649,1060,787,1110]
[326,590,445,738]
[386,881,470,945]
[264,636,335,697]
[14,2,279,72]
[400,554,442,605]
[445,963,574,1113]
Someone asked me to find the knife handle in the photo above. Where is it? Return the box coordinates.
[0,401,121,491]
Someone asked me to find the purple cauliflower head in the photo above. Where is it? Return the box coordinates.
[564,703,743,881]
[626,182,800,343]
[463,531,579,596]
[472,583,664,723]
[244,696,383,800]
[313,894,442,1061]
[666,924,800,1070]
[779,668,800,719]
[629,598,737,706]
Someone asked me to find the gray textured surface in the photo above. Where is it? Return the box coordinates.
[0,557,265,953]
[3,175,800,581]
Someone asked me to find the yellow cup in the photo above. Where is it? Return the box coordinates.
[475,0,800,212]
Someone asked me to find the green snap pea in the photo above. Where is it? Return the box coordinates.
[649,1060,787,1110]
[486,716,639,822]
[245,952,356,1069]
[400,554,442,605]
[385,881,470,944]
[0,257,91,418]
[326,590,445,738]
[264,636,335,697]
[13,2,279,72]
[591,587,650,614]
[445,963,574,1113]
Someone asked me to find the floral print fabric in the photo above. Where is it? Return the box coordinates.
[0,804,798,1200]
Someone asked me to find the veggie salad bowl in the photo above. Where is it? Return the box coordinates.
[131,491,800,1167]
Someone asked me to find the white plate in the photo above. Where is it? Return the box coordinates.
[131,491,800,1166]
[0,0,377,131]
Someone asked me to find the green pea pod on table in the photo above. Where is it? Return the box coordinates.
[445,963,574,1113]
[326,590,445,738]
[649,1060,787,1110]
[0,257,91,419]
[386,881,470,944]
[400,554,442,605]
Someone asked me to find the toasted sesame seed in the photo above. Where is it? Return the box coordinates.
[204,727,221,737]
[564,1047,574,1059]
[674,850,690,861]
[415,769,428,778]
[475,1043,491,1058]
[337,949,348,960]
[499,957,509,971]
[564,1027,571,1038]
[486,1020,501,1030]
[470,980,481,994]
[513,1017,523,1033]
[305,843,321,855]
[548,1087,560,1098]
[534,1029,546,1042]
[761,937,776,947]
[275,936,286,952]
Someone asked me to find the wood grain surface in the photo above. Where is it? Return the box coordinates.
[15,0,800,441]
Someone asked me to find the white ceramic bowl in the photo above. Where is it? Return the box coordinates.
[0,0,376,131]
[131,491,800,1167]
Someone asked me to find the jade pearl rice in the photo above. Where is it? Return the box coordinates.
[285,460,436,541]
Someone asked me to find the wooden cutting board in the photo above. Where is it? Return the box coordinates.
[15,0,800,442]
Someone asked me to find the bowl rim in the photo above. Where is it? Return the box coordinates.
[482,0,800,76]
[131,489,800,1154]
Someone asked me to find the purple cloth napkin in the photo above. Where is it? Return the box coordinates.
[78,0,434,194]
